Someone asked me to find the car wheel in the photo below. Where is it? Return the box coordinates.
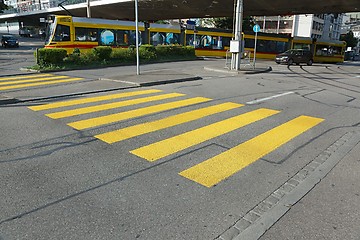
[307,59,313,66]
[287,59,294,65]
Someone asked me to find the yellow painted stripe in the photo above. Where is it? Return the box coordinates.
[46,93,185,119]
[29,89,162,111]
[0,78,83,90]
[179,115,324,187]
[130,108,280,162]
[96,102,243,144]
[68,97,212,130]
[0,76,70,86]
[0,74,53,81]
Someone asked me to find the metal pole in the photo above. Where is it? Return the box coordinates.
[87,0,91,18]
[231,0,243,70]
[263,16,266,31]
[135,0,140,75]
[253,30,257,69]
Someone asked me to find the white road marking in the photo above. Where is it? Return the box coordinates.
[246,91,295,105]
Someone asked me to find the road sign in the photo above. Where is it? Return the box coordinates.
[253,24,261,33]
[186,20,196,30]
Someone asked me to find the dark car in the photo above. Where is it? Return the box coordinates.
[275,49,313,66]
[1,35,19,48]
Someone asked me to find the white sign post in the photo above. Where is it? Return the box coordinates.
[253,24,260,69]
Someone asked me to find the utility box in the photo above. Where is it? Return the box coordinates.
[230,40,241,53]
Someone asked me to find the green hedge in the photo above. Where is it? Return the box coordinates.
[35,45,195,68]
[35,48,67,66]
[92,46,112,60]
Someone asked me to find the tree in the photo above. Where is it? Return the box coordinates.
[0,0,8,13]
[200,17,254,31]
[340,31,358,48]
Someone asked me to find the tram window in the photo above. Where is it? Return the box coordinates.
[151,32,180,45]
[151,32,165,45]
[75,27,98,42]
[316,45,342,56]
[115,30,130,46]
[122,30,142,46]
[53,24,70,42]
[99,29,115,46]
[276,42,288,53]
[244,38,255,49]
[186,34,201,47]
[222,37,231,48]
[200,35,212,48]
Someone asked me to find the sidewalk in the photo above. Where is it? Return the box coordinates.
[219,131,360,240]
[0,59,272,105]
[259,131,360,240]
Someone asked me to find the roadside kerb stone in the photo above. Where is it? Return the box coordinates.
[216,131,357,240]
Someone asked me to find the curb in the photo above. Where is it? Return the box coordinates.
[138,76,202,87]
[204,66,272,75]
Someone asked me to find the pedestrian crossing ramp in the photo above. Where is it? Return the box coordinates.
[28,89,324,187]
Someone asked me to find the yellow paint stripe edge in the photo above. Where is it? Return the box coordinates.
[179,115,324,188]
[46,93,185,119]
[130,108,280,162]
[0,76,70,86]
[95,102,243,144]
[0,74,53,81]
[68,97,212,130]
[0,78,83,90]
[29,89,163,111]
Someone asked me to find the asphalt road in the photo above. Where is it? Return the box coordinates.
[0,38,360,240]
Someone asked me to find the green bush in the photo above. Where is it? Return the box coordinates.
[35,48,67,66]
[79,50,99,64]
[139,44,157,61]
[111,48,136,62]
[63,48,81,64]
[92,46,112,60]
[155,45,195,58]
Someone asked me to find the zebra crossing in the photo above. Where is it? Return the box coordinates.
[28,89,324,187]
[0,74,84,91]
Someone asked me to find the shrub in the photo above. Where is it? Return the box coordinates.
[79,50,99,64]
[111,48,136,62]
[139,44,157,61]
[92,46,112,60]
[63,48,81,64]
[35,48,67,66]
[155,45,195,58]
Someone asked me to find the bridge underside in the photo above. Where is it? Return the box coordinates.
[1,0,359,24]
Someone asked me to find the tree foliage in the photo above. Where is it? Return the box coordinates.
[202,17,255,31]
[340,31,358,48]
[0,0,8,13]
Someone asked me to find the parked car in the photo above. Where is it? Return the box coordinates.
[1,35,19,48]
[275,49,313,66]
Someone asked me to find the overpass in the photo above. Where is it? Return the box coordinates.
[0,0,359,25]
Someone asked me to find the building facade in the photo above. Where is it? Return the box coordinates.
[254,13,343,41]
